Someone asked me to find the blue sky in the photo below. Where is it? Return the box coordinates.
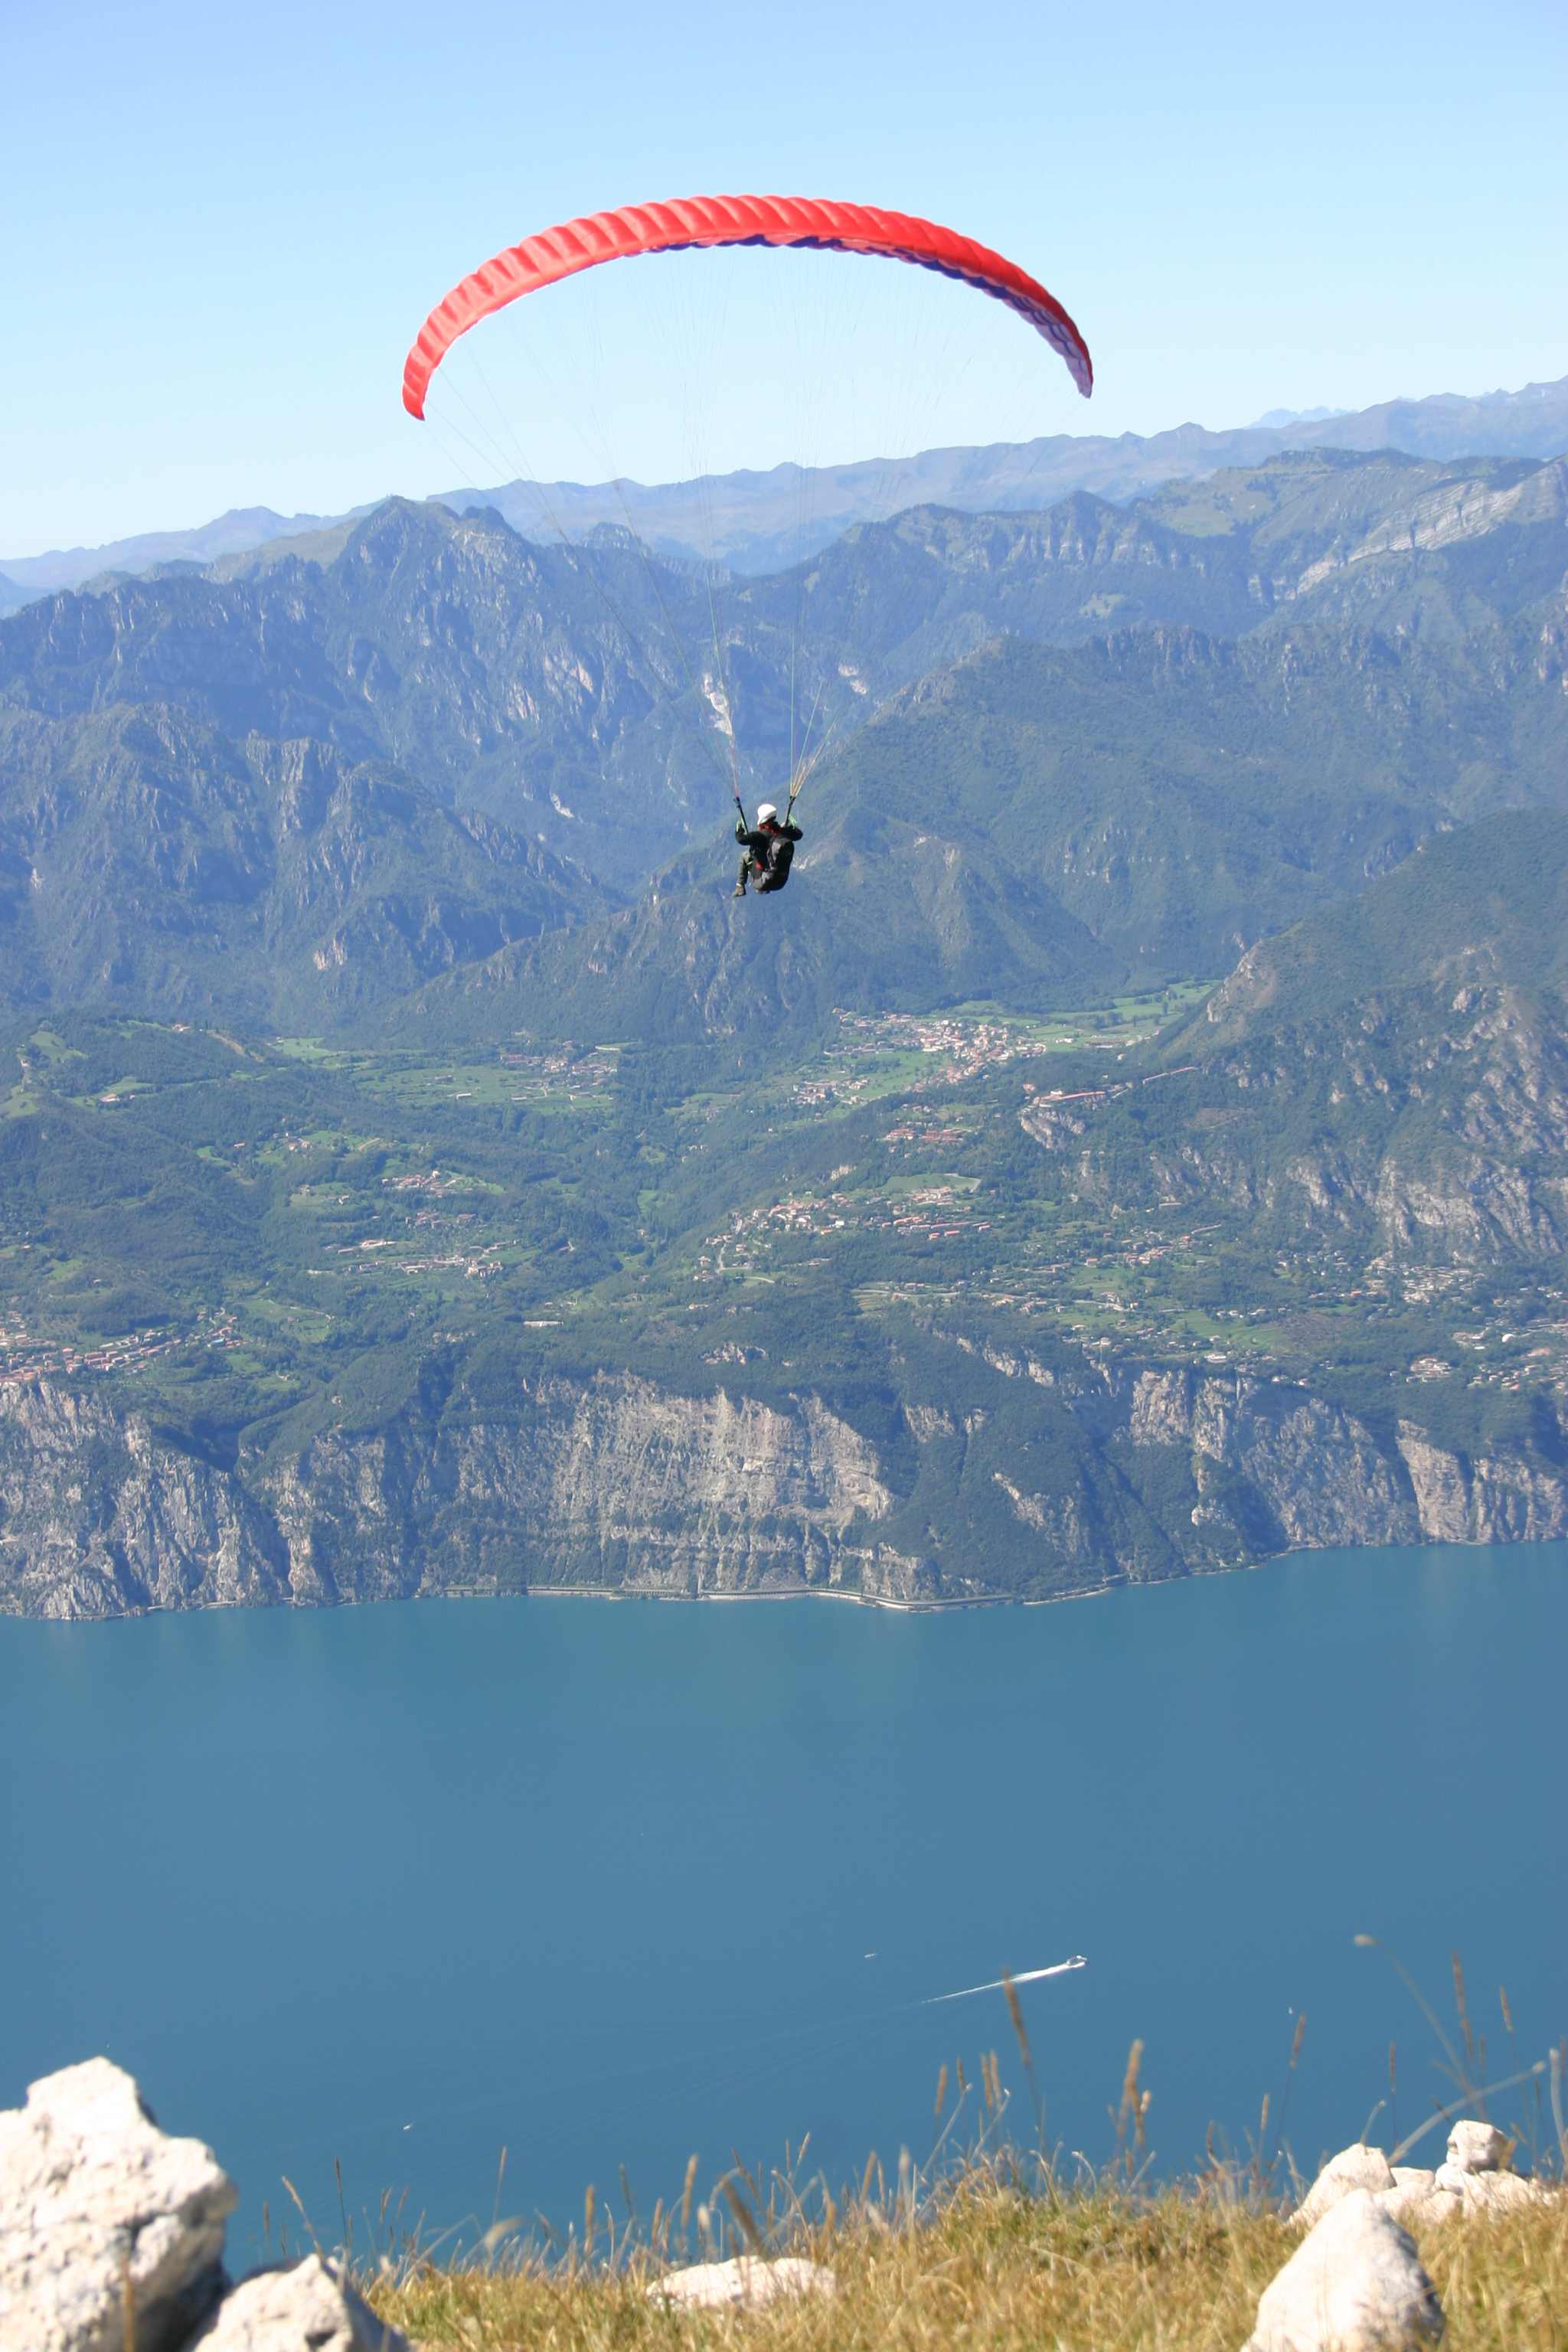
[4,0,1566,557]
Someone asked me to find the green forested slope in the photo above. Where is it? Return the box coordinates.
[414,608,1568,1045]
[0,704,603,1026]
[1183,808,1568,1044]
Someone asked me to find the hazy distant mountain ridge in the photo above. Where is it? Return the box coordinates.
[439,378,1568,572]
[6,372,1565,597]
[1,504,358,600]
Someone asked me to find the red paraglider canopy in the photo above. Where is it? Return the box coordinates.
[402,194,1093,419]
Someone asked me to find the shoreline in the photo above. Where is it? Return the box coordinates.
[445,1580,1001,1614]
[5,1531,1557,1631]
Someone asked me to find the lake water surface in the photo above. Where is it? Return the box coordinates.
[4,1544,1564,2262]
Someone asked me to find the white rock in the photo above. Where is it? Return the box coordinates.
[189,2255,410,2349]
[0,2056,236,2352]
[1295,2144,1396,2230]
[1442,2121,1510,2176]
[648,2255,837,2310]
[1247,2190,1444,2352]
[1446,2169,1547,2220]
[1377,2184,1462,2233]
[1375,2171,1439,2226]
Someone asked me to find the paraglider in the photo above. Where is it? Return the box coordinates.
[733,801,803,897]
[402,196,1092,900]
[401,194,1093,420]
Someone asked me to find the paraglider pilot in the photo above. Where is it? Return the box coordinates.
[734,802,802,897]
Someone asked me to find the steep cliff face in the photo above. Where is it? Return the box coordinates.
[265,1375,898,1602]
[2,1359,1563,1622]
[1117,1367,1417,1551]
[0,1374,910,1618]
[0,1383,288,1619]
[1001,1358,1568,1566]
[1394,1419,1568,1544]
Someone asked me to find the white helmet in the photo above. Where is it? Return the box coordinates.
[755,802,779,824]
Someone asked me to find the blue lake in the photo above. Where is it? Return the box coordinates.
[3,1544,1564,2263]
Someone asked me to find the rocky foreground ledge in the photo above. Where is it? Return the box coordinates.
[1,2057,1560,2351]
[0,2061,399,2352]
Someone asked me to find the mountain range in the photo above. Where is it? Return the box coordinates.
[2,441,1565,1032]
[5,370,1564,600]
[416,602,1568,1047]
[0,405,1565,1619]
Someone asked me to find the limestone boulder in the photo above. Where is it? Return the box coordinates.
[1376,2171,1449,2229]
[1294,2144,1396,2230]
[1435,2167,1547,2219]
[648,2255,837,2310]
[189,2255,410,2349]
[1377,2184,1462,2233]
[1443,2121,1509,2175]
[0,2056,236,2352]
[1246,2190,1444,2352]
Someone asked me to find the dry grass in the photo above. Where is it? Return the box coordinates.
[364,1956,1566,2351]
[366,2166,1568,2352]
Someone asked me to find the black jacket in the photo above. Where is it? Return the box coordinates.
[737,818,802,892]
